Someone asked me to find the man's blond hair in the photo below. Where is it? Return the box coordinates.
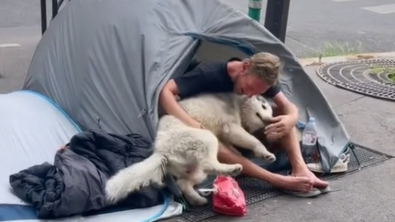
[244,52,281,86]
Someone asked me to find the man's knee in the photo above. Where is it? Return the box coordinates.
[250,129,280,151]
[282,126,300,141]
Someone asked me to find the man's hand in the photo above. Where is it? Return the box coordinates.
[264,115,296,141]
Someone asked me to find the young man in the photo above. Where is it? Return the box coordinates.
[158,52,329,196]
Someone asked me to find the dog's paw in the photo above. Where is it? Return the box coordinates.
[229,164,243,176]
[263,153,276,163]
[189,196,208,206]
[254,148,276,163]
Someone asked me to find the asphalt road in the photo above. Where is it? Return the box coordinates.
[1,0,395,58]
[221,0,395,57]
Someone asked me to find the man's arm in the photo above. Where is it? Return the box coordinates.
[159,79,203,128]
[263,85,298,122]
[264,90,299,140]
[272,91,298,122]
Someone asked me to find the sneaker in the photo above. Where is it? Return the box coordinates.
[307,153,350,173]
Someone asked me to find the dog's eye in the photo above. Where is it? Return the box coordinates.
[261,104,267,110]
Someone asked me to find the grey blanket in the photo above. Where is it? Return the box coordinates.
[9,130,167,219]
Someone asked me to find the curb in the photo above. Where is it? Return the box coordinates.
[298,51,395,67]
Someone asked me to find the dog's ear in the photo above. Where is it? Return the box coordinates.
[258,95,270,102]
[258,95,275,107]
[266,99,276,108]
[240,94,250,104]
[250,95,261,103]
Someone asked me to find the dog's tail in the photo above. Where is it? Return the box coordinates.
[105,152,167,204]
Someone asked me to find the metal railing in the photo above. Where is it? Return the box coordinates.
[40,0,68,34]
[40,0,290,42]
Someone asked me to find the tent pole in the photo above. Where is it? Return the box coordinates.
[264,0,290,43]
[40,0,47,34]
[248,0,262,22]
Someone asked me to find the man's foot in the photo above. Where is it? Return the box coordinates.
[292,168,329,189]
[271,174,314,193]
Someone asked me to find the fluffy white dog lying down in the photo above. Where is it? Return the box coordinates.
[105,92,275,206]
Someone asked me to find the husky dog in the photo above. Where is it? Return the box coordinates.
[105,93,275,206]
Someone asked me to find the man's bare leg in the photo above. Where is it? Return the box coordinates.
[280,126,329,189]
[217,143,314,193]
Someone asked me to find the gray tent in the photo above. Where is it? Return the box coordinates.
[1,0,350,221]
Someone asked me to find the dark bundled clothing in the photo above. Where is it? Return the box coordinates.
[9,130,167,219]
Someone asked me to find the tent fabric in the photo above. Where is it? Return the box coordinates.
[15,0,350,209]
[23,0,350,173]
[0,90,81,205]
[0,90,182,222]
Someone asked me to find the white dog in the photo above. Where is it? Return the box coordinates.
[105,93,275,206]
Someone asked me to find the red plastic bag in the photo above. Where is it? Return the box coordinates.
[212,176,246,216]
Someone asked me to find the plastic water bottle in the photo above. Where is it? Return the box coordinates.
[301,117,318,163]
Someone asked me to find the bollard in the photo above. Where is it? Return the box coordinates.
[248,0,263,22]
[0,45,2,78]
[264,0,290,43]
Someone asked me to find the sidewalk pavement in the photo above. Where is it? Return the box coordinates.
[1,25,395,222]
[207,64,395,222]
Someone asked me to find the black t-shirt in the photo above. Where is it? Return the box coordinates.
[173,58,281,99]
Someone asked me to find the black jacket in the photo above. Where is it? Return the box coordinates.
[9,129,170,219]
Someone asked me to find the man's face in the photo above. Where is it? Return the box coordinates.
[234,73,270,98]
